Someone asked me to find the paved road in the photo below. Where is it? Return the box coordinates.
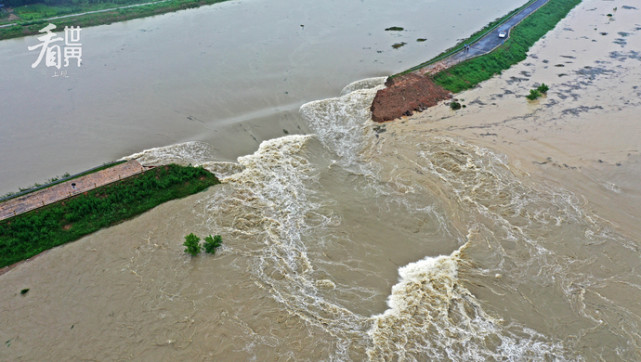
[420,0,550,74]
[0,160,146,221]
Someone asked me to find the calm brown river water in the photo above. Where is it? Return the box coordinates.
[2,0,641,360]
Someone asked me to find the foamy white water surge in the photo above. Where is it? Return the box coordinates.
[120,83,592,360]
[2,73,637,360]
[200,135,376,357]
[123,141,218,166]
[301,79,384,172]
[340,77,388,96]
[199,84,574,359]
[366,131,641,359]
[367,247,565,360]
[111,74,641,360]
[304,87,559,359]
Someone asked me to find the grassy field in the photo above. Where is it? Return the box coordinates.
[0,0,231,40]
[8,2,129,21]
[432,0,582,93]
[0,164,219,268]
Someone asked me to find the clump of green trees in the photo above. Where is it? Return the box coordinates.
[526,83,549,100]
[0,164,219,268]
[183,233,223,257]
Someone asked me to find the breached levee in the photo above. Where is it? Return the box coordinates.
[301,77,385,171]
[300,78,567,359]
[5,0,641,359]
[1,71,620,360]
[119,78,571,360]
[118,24,641,357]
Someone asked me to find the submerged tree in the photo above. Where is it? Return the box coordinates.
[537,83,549,94]
[526,89,542,100]
[203,234,222,255]
[183,233,201,256]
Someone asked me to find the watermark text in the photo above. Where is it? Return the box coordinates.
[28,23,82,72]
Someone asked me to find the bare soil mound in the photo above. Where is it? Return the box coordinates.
[371,74,451,123]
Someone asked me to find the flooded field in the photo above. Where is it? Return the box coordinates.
[1,0,640,360]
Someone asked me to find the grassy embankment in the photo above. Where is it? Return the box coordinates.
[0,0,231,40]
[431,0,581,92]
[393,0,540,78]
[0,164,219,268]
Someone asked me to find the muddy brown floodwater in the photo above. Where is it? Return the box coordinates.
[1,0,640,360]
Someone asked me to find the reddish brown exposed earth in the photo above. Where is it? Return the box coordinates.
[370,74,452,123]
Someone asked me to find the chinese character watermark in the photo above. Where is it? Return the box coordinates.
[52,70,69,78]
[28,23,82,73]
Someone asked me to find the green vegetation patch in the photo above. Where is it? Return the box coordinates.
[385,26,404,31]
[394,0,541,78]
[432,0,581,93]
[526,89,542,100]
[0,164,220,268]
[203,234,222,254]
[526,83,549,100]
[183,233,201,256]
[537,83,549,93]
[183,233,222,256]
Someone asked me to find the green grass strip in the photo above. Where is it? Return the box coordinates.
[0,164,219,268]
[0,0,232,40]
[432,0,581,93]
